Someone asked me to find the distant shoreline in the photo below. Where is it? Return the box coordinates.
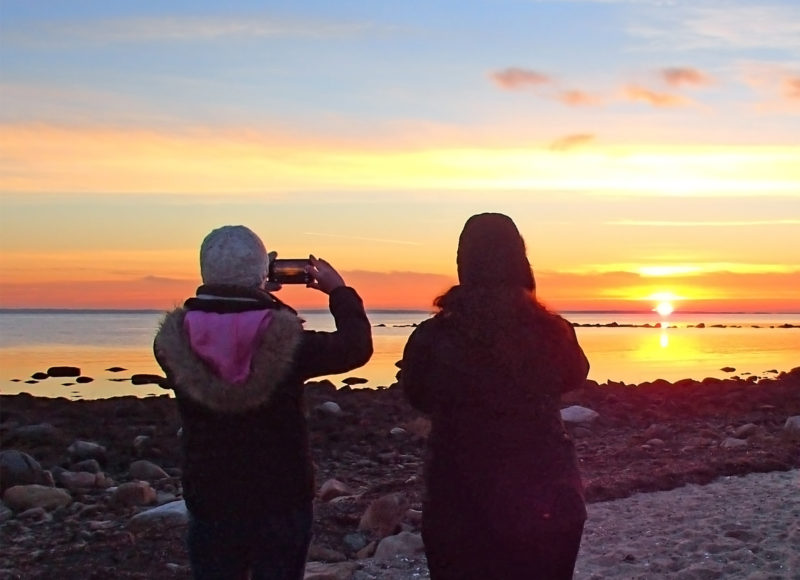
[1,307,799,315]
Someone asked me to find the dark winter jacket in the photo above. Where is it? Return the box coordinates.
[153,285,372,521]
[400,294,589,537]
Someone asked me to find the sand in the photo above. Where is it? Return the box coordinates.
[353,470,800,579]
[574,469,800,580]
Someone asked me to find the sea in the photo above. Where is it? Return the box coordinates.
[0,309,798,401]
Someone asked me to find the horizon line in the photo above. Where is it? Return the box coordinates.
[1,307,798,316]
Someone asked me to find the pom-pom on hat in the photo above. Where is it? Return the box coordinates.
[456,212,535,290]
[199,225,269,288]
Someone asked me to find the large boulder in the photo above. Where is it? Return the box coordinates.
[560,405,600,425]
[3,484,71,513]
[0,450,51,493]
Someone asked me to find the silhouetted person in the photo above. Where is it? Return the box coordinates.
[154,225,372,579]
[400,213,589,579]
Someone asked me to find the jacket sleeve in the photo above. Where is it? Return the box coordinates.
[294,286,373,380]
[557,318,590,393]
[398,320,441,414]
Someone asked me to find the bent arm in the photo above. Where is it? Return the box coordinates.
[559,320,590,393]
[294,286,373,379]
[399,321,440,414]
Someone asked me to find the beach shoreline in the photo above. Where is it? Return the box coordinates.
[2,368,799,579]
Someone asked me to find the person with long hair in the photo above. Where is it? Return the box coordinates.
[400,213,589,579]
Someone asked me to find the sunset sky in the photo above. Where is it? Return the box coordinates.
[1,0,799,312]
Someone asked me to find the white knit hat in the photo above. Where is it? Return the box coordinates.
[199,225,269,287]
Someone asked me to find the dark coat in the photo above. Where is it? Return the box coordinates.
[154,286,372,521]
[400,296,589,577]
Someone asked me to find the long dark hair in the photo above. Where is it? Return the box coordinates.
[433,213,558,350]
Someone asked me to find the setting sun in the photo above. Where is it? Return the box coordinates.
[654,301,675,317]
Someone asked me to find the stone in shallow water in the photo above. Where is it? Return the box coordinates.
[47,366,81,378]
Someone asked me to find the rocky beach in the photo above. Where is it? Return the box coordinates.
[2,368,800,579]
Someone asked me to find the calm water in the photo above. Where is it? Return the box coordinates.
[0,309,798,400]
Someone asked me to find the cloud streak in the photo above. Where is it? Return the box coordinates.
[549,134,596,151]
[625,85,688,107]
[609,219,800,227]
[489,68,552,90]
[303,232,423,246]
[661,67,711,87]
[628,3,800,51]
[3,16,375,46]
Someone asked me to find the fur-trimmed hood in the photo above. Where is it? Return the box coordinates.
[154,306,303,413]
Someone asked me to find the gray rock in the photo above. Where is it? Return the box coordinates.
[67,440,107,463]
[720,437,748,449]
[784,416,800,434]
[560,405,600,424]
[132,435,152,456]
[373,531,425,561]
[9,423,60,445]
[343,532,368,552]
[0,450,50,493]
[127,500,188,531]
[389,427,407,438]
[733,423,759,439]
[319,478,354,502]
[128,460,169,481]
[316,401,343,417]
[0,502,13,523]
[71,459,102,474]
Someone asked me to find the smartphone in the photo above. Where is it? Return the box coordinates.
[268,258,311,285]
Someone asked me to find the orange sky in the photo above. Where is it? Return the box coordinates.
[2,2,799,313]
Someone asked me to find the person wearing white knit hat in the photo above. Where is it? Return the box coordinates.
[154,224,373,579]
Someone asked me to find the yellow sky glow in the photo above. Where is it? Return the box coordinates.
[3,124,800,196]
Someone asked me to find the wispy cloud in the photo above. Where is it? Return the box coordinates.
[661,67,711,87]
[549,134,596,151]
[558,90,601,106]
[625,85,688,107]
[629,4,800,51]
[608,219,800,227]
[303,232,423,246]
[489,67,552,90]
[3,16,375,46]
[784,76,800,100]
